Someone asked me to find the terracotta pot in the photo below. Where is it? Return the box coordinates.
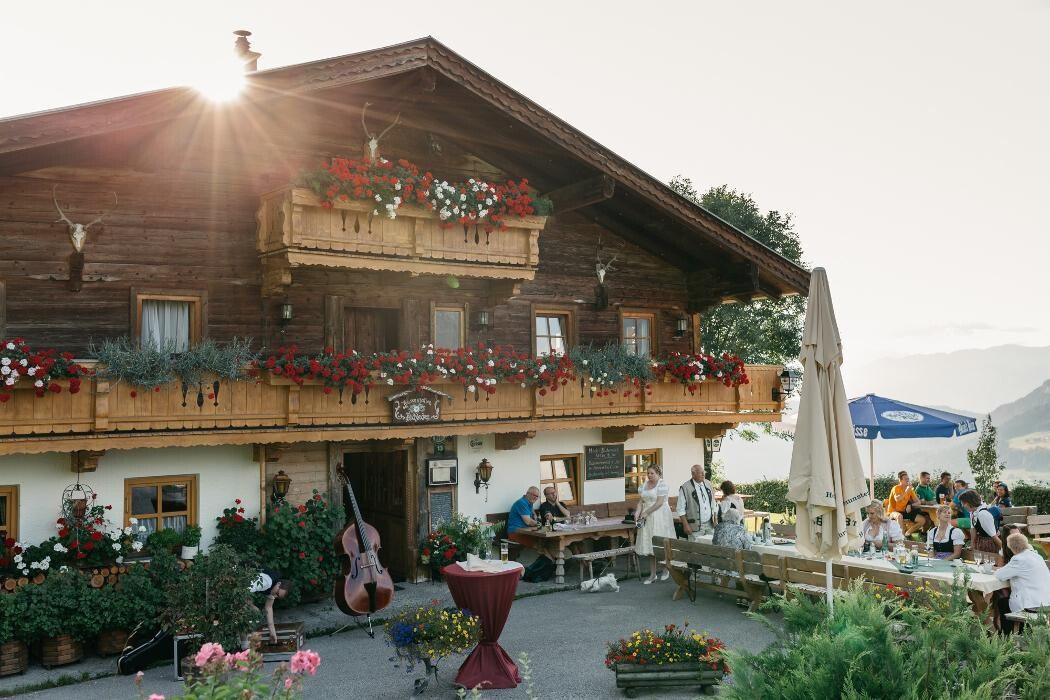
[96,628,130,657]
[0,640,28,677]
[40,634,83,668]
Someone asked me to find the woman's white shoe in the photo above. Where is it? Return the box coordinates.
[643,576,657,585]
[659,570,670,581]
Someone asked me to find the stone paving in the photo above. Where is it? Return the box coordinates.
[11,565,778,699]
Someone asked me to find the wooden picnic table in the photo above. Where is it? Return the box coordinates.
[509,517,636,584]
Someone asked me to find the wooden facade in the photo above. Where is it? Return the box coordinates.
[0,37,809,579]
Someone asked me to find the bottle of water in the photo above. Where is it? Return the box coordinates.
[881,533,889,558]
[761,517,772,544]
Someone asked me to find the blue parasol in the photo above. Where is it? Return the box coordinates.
[848,394,978,497]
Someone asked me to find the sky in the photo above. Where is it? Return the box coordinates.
[4,0,1050,375]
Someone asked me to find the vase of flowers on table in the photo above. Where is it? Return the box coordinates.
[384,601,481,695]
[605,624,729,697]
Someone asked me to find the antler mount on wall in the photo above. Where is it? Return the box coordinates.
[52,185,117,292]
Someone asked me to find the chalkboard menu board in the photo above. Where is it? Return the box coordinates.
[428,488,455,531]
[585,443,625,480]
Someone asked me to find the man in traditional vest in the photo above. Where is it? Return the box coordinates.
[677,464,717,540]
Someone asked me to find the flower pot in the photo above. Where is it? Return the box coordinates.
[40,634,83,668]
[96,628,130,657]
[70,498,88,519]
[0,640,28,677]
[180,655,205,685]
[180,545,198,560]
[614,662,723,697]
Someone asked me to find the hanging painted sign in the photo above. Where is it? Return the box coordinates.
[388,386,452,424]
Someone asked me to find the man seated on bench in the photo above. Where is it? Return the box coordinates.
[994,531,1050,633]
[537,486,582,555]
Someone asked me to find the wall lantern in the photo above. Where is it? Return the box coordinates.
[704,437,723,453]
[271,469,292,505]
[279,301,294,334]
[673,316,689,339]
[474,458,494,499]
[772,367,801,402]
[474,310,491,330]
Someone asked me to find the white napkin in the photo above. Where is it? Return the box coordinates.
[460,553,524,573]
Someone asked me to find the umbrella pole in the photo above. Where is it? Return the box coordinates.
[869,440,875,500]
[826,560,834,615]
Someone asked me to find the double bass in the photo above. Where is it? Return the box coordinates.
[334,463,394,618]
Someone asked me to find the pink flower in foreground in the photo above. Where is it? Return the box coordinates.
[225,649,251,669]
[194,642,225,668]
[284,677,294,690]
[290,649,321,676]
[149,695,166,700]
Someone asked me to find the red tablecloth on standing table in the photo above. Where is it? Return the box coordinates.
[442,562,523,690]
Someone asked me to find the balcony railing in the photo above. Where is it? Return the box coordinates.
[0,365,783,451]
[256,187,545,295]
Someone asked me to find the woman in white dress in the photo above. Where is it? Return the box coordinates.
[633,465,677,584]
[860,500,904,553]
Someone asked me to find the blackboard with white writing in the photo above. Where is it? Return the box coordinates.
[429,489,454,531]
[585,443,625,480]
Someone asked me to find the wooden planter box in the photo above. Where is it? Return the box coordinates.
[0,640,28,677]
[614,662,722,697]
[255,622,305,661]
[40,634,83,668]
[96,628,130,657]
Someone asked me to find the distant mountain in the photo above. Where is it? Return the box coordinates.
[844,345,1050,415]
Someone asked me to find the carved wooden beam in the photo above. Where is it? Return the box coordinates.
[602,425,643,443]
[494,431,536,450]
[542,175,615,214]
[70,449,106,473]
[694,424,735,439]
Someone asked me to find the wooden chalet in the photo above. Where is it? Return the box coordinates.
[0,36,808,580]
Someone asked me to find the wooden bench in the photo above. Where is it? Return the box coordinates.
[654,536,768,609]
[571,546,639,583]
[762,554,849,598]
[1026,514,1050,557]
[1001,506,1036,529]
[771,522,796,538]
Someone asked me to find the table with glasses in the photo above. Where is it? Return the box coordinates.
[510,516,636,584]
[693,534,1006,611]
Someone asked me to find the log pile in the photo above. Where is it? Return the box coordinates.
[0,559,192,593]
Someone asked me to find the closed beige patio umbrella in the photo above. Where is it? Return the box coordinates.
[787,268,869,611]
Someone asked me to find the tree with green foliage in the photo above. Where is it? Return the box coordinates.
[968,415,1005,499]
[669,178,807,365]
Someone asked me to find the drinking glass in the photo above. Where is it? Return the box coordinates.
[499,542,509,562]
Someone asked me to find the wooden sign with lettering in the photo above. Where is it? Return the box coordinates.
[585,443,625,481]
[388,387,452,424]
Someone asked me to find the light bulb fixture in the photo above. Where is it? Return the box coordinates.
[278,302,293,335]
[475,310,491,330]
[772,367,801,402]
[673,316,689,339]
[474,458,494,500]
[271,469,292,505]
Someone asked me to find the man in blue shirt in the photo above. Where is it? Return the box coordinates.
[508,486,540,536]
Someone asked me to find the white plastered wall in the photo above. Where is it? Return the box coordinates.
[0,445,260,547]
[452,424,704,520]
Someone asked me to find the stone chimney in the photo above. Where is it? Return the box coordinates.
[233,30,261,72]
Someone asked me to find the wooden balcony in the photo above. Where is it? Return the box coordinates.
[0,365,783,455]
[256,187,545,295]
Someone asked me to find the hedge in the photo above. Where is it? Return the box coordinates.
[1010,481,1050,515]
[734,474,901,516]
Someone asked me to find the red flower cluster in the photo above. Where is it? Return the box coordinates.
[0,338,90,403]
[655,352,749,392]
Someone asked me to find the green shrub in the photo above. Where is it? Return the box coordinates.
[146,528,182,554]
[180,524,202,548]
[103,565,166,631]
[260,490,341,605]
[23,569,101,641]
[723,580,1049,699]
[215,499,262,557]
[0,588,29,643]
[734,478,791,514]
[164,544,259,651]
[1011,480,1050,514]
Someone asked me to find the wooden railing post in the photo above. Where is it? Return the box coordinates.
[93,380,110,431]
[286,385,300,426]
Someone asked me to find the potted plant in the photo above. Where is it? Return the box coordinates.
[23,568,100,668]
[95,565,164,656]
[180,525,202,560]
[164,545,261,674]
[418,513,498,579]
[605,624,729,697]
[384,602,481,694]
[0,588,29,676]
[146,527,182,555]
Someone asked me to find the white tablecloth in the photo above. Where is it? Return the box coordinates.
[694,535,1006,594]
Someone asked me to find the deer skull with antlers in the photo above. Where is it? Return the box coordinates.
[361,102,401,162]
[53,186,117,253]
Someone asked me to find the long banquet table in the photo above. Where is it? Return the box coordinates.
[692,534,1006,612]
[510,518,636,584]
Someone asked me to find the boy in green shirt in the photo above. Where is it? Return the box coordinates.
[914,471,937,504]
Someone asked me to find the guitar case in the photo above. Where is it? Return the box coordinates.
[116,625,173,675]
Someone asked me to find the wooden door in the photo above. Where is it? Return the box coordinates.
[344,307,398,354]
[343,450,410,581]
